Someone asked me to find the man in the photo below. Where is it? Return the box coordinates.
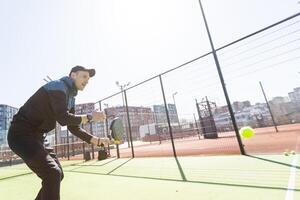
[7,66,109,200]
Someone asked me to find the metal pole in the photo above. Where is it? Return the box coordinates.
[63,138,66,158]
[159,75,177,157]
[121,88,131,148]
[103,103,109,140]
[80,108,86,159]
[195,99,204,136]
[206,96,214,117]
[172,92,181,129]
[198,0,245,155]
[99,101,110,156]
[90,122,95,159]
[123,90,135,158]
[193,113,201,140]
[259,81,279,132]
[116,82,131,148]
[66,129,70,160]
[206,96,214,132]
[81,124,86,160]
[71,135,75,156]
[98,101,103,134]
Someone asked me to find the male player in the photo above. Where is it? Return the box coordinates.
[7,66,109,200]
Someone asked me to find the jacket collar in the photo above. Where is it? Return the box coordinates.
[60,76,78,97]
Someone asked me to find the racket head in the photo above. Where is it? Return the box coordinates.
[110,117,124,143]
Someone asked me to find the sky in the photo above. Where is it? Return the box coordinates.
[0,0,299,116]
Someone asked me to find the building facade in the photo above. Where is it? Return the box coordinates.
[288,87,300,104]
[213,102,273,131]
[0,104,18,146]
[153,104,179,125]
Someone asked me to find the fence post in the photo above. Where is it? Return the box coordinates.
[159,75,177,157]
[99,101,111,156]
[71,135,75,156]
[259,81,279,132]
[81,124,86,160]
[123,90,135,158]
[66,129,70,160]
[193,113,201,140]
[198,0,245,155]
[90,122,95,159]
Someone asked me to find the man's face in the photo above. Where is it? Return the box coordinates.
[70,71,90,91]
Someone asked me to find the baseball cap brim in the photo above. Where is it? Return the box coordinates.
[85,69,96,77]
[70,66,96,77]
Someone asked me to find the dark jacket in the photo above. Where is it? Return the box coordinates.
[11,76,93,143]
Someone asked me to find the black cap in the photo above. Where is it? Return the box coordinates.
[69,66,96,77]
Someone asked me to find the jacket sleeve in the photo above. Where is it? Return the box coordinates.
[67,107,93,143]
[47,90,82,126]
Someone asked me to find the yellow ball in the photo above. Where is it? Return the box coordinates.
[239,126,254,139]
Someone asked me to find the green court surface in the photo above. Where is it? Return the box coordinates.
[0,155,299,200]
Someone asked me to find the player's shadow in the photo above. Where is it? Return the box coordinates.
[246,154,300,169]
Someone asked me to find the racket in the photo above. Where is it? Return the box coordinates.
[109,117,124,144]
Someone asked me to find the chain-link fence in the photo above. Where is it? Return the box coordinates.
[1,12,300,165]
